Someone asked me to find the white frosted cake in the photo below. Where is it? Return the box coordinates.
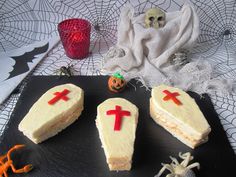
[18,83,84,144]
[150,85,211,148]
[96,98,139,171]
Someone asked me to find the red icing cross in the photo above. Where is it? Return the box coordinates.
[106,105,131,131]
[48,89,70,105]
[163,90,182,105]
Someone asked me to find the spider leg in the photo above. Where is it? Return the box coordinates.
[0,159,7,176]
[10,164,33,174]
[6,145,25,161]
[67,70,73,77]
[179,152,190,159]
[186,162,200,170]
[155,165,166,177]
[69,65,80,75]
[180,153,193,167]
[0,161,4,166]
[0,154,7,162]
[72,65,79,72]
[170,156,179,166]
[5,145,33,174]
[3,170,8,177]
[53,69,60,75]
[52,68,62,79]
[166,174,176,177]
[164,164,174,173]
[58,71,64,79]
[156,163,174,177]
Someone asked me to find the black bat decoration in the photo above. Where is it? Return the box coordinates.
[5,42,49,80]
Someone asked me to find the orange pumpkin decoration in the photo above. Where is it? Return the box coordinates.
[108,73,126,93]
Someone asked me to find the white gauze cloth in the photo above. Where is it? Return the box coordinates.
[101,4,234,95]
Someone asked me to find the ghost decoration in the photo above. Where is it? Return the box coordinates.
[145,8,165,29]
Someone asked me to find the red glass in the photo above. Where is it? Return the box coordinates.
[58,18,91,59]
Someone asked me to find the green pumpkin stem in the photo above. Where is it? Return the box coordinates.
[113,72,124,80]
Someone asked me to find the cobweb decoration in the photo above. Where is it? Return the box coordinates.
[0,92,20,136]
[0,0,129,53]
[0,73,33,136]
[130,0,184,14]
[0,0,61,52]
[59,0,129,54]
[33,42,102,76]
[189,0,236,152]
[211,93,236,152]
[32,0,131,76]
[0,0,38,51]
[33,0,187,76]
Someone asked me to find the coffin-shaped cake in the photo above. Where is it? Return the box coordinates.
[150,85,211,148]
[96,98,139,171]
[18,83,84,144]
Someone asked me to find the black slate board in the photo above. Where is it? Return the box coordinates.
[0,76,235,177]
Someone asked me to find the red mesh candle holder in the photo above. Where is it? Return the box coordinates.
[58,18,91,59]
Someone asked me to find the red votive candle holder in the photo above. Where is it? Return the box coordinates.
[58,18,91,59]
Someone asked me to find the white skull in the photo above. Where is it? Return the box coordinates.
[145,8,165,29]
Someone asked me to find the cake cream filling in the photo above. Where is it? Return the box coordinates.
[96,117,132,165]
[21,100,81,134]
[96,118,132,170]
[152,108,208,145]
[38,108,82,141]
[22,107,83,143]
[95,98,139,171]
[150,99,208,148]
[18,84,84,144]
[108,162,131,171]
[151,98,210,141]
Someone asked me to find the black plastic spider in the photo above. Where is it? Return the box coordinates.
[55,64,78,78]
